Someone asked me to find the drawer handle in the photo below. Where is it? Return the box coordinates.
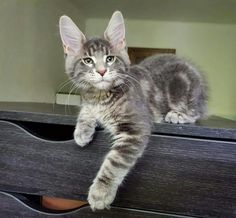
[0,120,75,142]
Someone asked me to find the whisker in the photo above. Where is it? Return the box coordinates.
[56,78,76,94]
[123,74,141,86]
[53,78,74,113]
[65,82,78,115]
[116,75,137,90]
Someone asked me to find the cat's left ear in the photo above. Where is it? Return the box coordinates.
[104,11,126,51]
[59,15,86,55]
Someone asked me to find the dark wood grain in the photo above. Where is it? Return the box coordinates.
[153,119,236,141]
[0,120,235,217]
[128,47,176,64]
[0,192,185,218]
[0,102,235,140]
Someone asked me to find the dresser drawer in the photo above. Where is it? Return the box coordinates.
[0,120,97,199]
[0,119,235,217]
[0,192,176,218]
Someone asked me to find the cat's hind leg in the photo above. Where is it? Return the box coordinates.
[165,110,198,124]
[164,73,200,124]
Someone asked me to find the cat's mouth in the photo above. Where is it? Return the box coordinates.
[93,79,113,90]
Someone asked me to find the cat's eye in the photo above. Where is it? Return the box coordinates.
[82,57,94,65]
[106,55,116,64]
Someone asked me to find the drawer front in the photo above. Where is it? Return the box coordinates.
[0,120,96,198]
[0,192,174,218]
[0,120,235,217]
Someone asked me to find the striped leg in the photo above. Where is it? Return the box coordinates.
[87,133,148,210]
[74,106,97,147]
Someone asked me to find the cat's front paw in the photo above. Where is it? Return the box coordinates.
[88,181,118,211]
[74,126,95,147]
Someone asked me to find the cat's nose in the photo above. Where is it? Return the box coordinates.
[98,69,107,76]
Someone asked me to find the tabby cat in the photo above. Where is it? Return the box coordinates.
[59,11,207,210]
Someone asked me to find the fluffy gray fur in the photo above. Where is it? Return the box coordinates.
[59,11,207,211]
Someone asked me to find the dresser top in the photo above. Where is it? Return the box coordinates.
[0,102,235,140]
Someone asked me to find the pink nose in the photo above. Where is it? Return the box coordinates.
[98,69,107,76]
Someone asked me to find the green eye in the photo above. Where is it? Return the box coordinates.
[106,55,116,63]
[83,57,93,65]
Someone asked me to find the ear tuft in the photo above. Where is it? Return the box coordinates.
[59,15,86,55]
[104,11,126,51]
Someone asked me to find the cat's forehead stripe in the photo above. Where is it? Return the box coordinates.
[84,38,110,56]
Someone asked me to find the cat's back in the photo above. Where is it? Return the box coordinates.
[140,53,179,66]
[139,54,191,75]
[139,54,203,85]
[136,53,207,122]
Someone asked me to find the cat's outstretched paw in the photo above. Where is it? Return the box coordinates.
[74,126,95,147]
[165,110,196,124]
[88,181,117,211]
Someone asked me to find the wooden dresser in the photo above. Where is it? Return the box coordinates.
[0,102,235,218]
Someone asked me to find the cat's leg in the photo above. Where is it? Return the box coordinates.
[165,110,198,124]
[165,74,200,124]
[74,106,97,147]
[151,105,164,123]
[87,128,149,210]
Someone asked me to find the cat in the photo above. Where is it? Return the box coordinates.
[59,11,207,211]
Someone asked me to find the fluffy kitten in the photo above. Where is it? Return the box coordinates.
[59,11,207,210]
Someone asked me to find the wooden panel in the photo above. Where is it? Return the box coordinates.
[0,102,77,125]
[0,120,235,217]
[128,47,176,64]
[0,192,179,218]
[153,118,236,140]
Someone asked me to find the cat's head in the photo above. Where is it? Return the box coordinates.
[59,11,130,91]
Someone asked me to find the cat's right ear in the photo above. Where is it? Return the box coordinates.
[104,11,126,52]
[59,15,86,55]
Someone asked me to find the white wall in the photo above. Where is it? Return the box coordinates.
[0,0,85,103]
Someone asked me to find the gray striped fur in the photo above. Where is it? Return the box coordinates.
[60,12,207,211]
